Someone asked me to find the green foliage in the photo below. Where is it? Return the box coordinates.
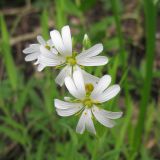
[131,0,157,159]
[55,0,67,29]
[0,0,159,159]
[41,9,49,39]
[0,15,18,90]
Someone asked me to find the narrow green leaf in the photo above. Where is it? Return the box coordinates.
[0,15,17,90]
[14,78,34,113]
[1,116,25,132]
[110,0,126,66]
[36,136,47,160]
[41,9,49,39]
[0,126,26,146]
[114,81,134,160]
[55,0,67,29]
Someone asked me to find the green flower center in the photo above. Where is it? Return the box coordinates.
[83,98,93,108]
[66,56,76,65]
[82,83,95,108]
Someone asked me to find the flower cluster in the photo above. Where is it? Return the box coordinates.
[23,25,122,134]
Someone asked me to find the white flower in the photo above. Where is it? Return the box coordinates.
[23,35,56,71]
[54,70,122,134]
[37,25,108,86]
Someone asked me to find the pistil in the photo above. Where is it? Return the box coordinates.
[66,56,77,65]
[83,98,93,108]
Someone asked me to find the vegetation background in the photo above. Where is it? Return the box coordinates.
[0,0,160,159]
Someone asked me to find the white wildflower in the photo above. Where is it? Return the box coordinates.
[23,35,56,71]
[35,25,108,86]
[54,70,122,134]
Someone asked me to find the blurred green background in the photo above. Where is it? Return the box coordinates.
[0,0,160,159]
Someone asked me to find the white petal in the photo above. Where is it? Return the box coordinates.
[47,39,54,46]
[55,99,77,109]
[91,75,111,98]
[100,109,123,119]
[85,109,96,134]
[55,66,72,86]
[50,30,65,55]
[92,105,122,119]
[72,65,81,72]
[61,25,72,56]
[39,45,52,56]
[37,35,46,45]
[64,97,72,101]
[30,44,40,48]
[39,56,64,66]
[39,53,59,61]
[50,48,58,54]
[46,39,58,54]
[34,60,39,65]
[76,44,103,59]
[37,64,45,71]
[56,107,82,117]
[23,45,40,54]
[76,110,86,134]
[77,56,108,66]
[64,76,84,99]
[40,45,63,60]
[39,46,65,67]
[55,99,83,109]
[73,65,99,85]
[95,85,120,103]
[82,70,99,85]
[25,53,39,61]
[73,70,86,97]
[92,106,115,128]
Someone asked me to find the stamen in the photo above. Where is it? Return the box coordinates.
[85,83,94,93]
[45,45,51,50]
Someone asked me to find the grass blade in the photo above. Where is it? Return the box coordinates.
[41,9,49,39]
[110,0,126,67]
[131,0,157,158]
[114,81,134,160]
[55,0,67,29]
[0,15,18,90]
